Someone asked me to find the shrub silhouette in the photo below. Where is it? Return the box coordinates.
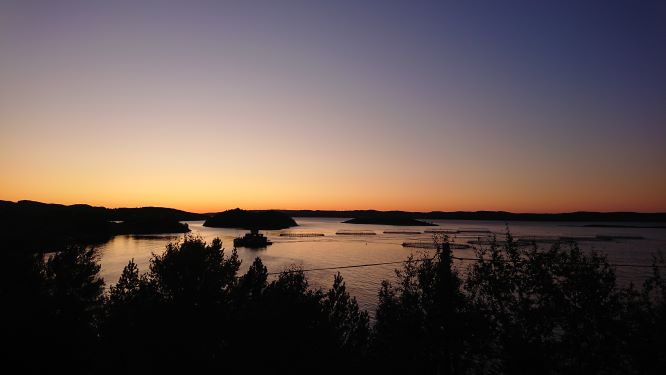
[464,233,632,374]
[372,237,482,374]
[620,252,666,375]
[372,233,666,374]
[0,245,104,373]
[101,236,240,373]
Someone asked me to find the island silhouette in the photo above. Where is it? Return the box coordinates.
[343,215,436,226]
[203,208,297,229]
[2,199,664,254]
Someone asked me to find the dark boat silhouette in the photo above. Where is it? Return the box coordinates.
[233,229,272,248]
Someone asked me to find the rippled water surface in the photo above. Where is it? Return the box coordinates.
[97,218,666,313]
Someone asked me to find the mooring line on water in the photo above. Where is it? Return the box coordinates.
[268,254,664,275]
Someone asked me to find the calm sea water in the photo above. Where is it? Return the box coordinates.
[97,218,666,313]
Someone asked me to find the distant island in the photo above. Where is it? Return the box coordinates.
[3,199,665,253]
[344,217,436,226]
[203,208,297,230]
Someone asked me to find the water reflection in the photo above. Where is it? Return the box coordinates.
[97,218,666,312]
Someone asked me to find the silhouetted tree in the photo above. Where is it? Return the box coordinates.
[101,236,241,373]
[101,237,370,374]
[323,272,370,356]
[465,233,631,374]
[5,232,665,374]
[0,245,104,373]
[373,237,479,374]
[621,252,666,374]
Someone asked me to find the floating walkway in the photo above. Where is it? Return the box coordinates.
[467,239,532,247]
[423,229,459,234]
[465,234,643,247]
[457,228,492,233]
[279,233,325,237]
[402,241,471,250]
[383,230,423,234]
[423,228,491,234]
[336,230,376,236]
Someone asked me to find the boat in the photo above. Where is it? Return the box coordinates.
[233,229,272,248]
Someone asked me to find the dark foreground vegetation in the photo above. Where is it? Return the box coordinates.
[1,234,665,374]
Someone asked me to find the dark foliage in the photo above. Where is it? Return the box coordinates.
[0,244,104,374]
[370,233,666,374]
[2,233,665,374]
[100,236,367,374]
[371,238,484,374]
[464,234,629,374]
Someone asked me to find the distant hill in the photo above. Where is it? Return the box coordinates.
[113,219,190,234]
[204,208,297,229]
[0,200,203,253]
[278,209,666,222]
[344,217,435,226]
[108,207,207,221]
[2,199,664,253]
[343,211,436,226]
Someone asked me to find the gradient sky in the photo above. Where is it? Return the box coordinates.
[1,0,665,213]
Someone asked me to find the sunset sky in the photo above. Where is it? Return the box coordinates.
[1,1,665,213]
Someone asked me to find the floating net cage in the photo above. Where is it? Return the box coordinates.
[383,230,423,234]
[279,233,325,237]
[457,228,492,233]
[468,239,534,247]
[468,234,643,247]
[595,234,644,240]
[402,241,471,250]
[336,230,376,236]
[425,228,492,235]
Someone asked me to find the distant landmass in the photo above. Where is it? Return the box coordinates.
[204,208,297,230]
[580,224,666,229]
[2,199,665,253]
[107,207,206,221]
[113,219,190,234]
[344,215,436,226]
[277,210,666,222]
[0,200,203,253]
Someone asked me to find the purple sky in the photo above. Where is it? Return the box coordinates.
[1,1,665,212]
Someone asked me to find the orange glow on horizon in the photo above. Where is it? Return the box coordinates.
[1,2,665,214]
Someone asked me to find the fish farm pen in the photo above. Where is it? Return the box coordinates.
[424,228,492,234]
[424,229,459,234]
[402,241,472,250]
[279,233,325,237]
[383,230,423,234]
[458,228,492,233]
[336,230,376,236]
[468,239,531,246]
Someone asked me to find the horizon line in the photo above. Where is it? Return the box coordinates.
[4,199,666,216]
